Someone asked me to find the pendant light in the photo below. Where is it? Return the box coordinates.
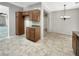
[60,3,70,20]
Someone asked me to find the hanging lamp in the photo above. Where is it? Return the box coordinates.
[60,3,70,20]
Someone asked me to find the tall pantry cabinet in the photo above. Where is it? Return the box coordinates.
[16,12,24,35]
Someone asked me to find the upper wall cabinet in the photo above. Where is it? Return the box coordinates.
[22,11,30,16]
[30,10,40,22]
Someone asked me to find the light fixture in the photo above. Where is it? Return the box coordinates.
[60,3,70,20]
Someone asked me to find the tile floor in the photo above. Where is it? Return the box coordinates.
[0,32,75,56]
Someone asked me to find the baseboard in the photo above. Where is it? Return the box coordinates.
[9,35,16,38]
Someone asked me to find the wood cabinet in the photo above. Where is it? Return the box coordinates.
[16,9,40,42]
[22,11,29,16]
[26,27,30,39]
[26,27,40,42]
[72,31,79,56]
[30,10,40,22]
[16,12,24,35]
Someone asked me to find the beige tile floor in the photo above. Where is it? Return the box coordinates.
[0,32,75,56]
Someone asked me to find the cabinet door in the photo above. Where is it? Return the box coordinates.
[26,27,30,39]
[72,32,77,54]
[34,14,40,21]
[16,12,24,35]
[30,10,40,22]
[32,13,36,21]
[76,39,79,56]
[29,11,33,20]
[35,27,40,41]
[30,28,35,41]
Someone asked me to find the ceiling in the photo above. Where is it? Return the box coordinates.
[9,2,79,12]
[43,2,79,12]
[9,2,38,7]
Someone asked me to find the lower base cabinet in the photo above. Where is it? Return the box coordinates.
[26,27,40,42]
[72,31,79,56]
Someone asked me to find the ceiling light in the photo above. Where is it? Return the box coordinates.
[60,4,70,20]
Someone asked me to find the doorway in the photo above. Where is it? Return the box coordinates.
[0,5,9,39]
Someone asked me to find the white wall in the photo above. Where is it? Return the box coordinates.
[48,8,79,35]
[44,16,47,29]
[44,15,49,31]
[0,2,23,36]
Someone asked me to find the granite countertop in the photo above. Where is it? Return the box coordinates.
[29,26,40,28]
[26,25,40,28]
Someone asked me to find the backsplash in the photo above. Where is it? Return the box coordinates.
[24,17,40,27]
[32,21,40,26]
